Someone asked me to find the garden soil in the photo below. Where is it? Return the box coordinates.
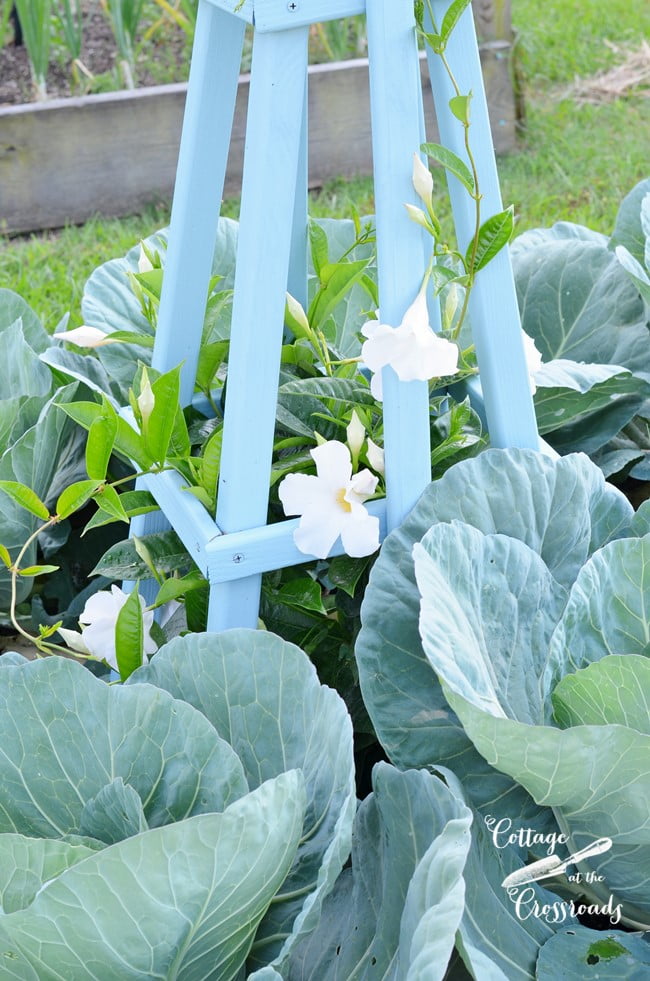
[0,1,187,106]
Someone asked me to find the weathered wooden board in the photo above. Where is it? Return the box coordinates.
[0,45,516,235]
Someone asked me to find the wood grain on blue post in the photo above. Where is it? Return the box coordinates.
[367,0,433,532]
[425,0,539,450]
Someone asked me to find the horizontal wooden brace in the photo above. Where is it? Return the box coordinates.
[205,498,387,582]
[205,0,365,28]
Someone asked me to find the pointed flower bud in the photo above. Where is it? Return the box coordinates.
[137,368,155,429]
[52,325,112,348]
[346,410,365,467]
[412,153,434,206]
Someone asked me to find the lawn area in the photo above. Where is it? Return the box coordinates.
[0,0,648,330]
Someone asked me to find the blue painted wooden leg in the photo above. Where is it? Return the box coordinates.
[152,0,245,404]
[425,1,539,450]
[367,0,433,532]
[126,2,244,607]
[209,25,310,632]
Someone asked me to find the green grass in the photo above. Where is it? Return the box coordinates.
[1,0,648,331]
[512,0,650,83]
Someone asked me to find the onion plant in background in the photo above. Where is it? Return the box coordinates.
[101,0,147,89]
[311,16,367,62]
[151,0,198,38]
[54,0,90,88]
[13,0,52,101]
[0,0,15,45]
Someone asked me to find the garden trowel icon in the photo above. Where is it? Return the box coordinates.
[501,837,613,889]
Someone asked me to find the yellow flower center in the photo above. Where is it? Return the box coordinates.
[336,488,352,513]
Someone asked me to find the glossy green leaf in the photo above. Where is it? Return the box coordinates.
[143,364,182,464]
[469,207,514,273]
[440,0,472,44]
[277,577,328,615]
[279,376,373,406]
[129,629,355,973]
[449,93,471,124]
[199,425,222,505]
[308,258,372,330]
[92,483,129,523]
[17,564,59,577]
[0,774,305,981]
[0,656,248,839]
[421,142,474,193]
[83,489,158,533]
[0,543,11,569]
[85,402,118,480]
[92,529,190,580]
[309,220,330,278]
[114,585,145,681]
[59,400,153,469]
[56,479,103,519]
[0,481,49,520]
[153,570,206,608]
[327,554,371,597]
[196,339,228,393]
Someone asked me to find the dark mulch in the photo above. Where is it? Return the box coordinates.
[0,1,189,107]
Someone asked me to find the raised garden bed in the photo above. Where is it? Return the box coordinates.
[0,4,517,234]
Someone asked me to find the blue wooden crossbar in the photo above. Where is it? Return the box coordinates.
[129,0,539,629]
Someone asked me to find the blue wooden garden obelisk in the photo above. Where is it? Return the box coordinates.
[130,0,539,631]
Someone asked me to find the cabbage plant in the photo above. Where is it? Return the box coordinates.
[357,447,650,976]
[0,629,356,978]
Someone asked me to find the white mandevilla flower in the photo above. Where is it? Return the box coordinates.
[58,585,157,671]
[279,440,380,559]
[522,331,543,394]
[360,285,460,400]
[52,325,113,348]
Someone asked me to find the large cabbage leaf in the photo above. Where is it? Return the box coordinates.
[356,449,632,771]
[0,656,248,840]
[0,773,305,980]
[415,522,650,928]
[129,629,356,973]
[284,762,472,980]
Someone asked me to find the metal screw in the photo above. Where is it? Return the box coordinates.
[232,553,244,564]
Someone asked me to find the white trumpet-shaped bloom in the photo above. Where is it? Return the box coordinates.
[58,585,157,671]
[360,287,460,400]
[279,441,380,559]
